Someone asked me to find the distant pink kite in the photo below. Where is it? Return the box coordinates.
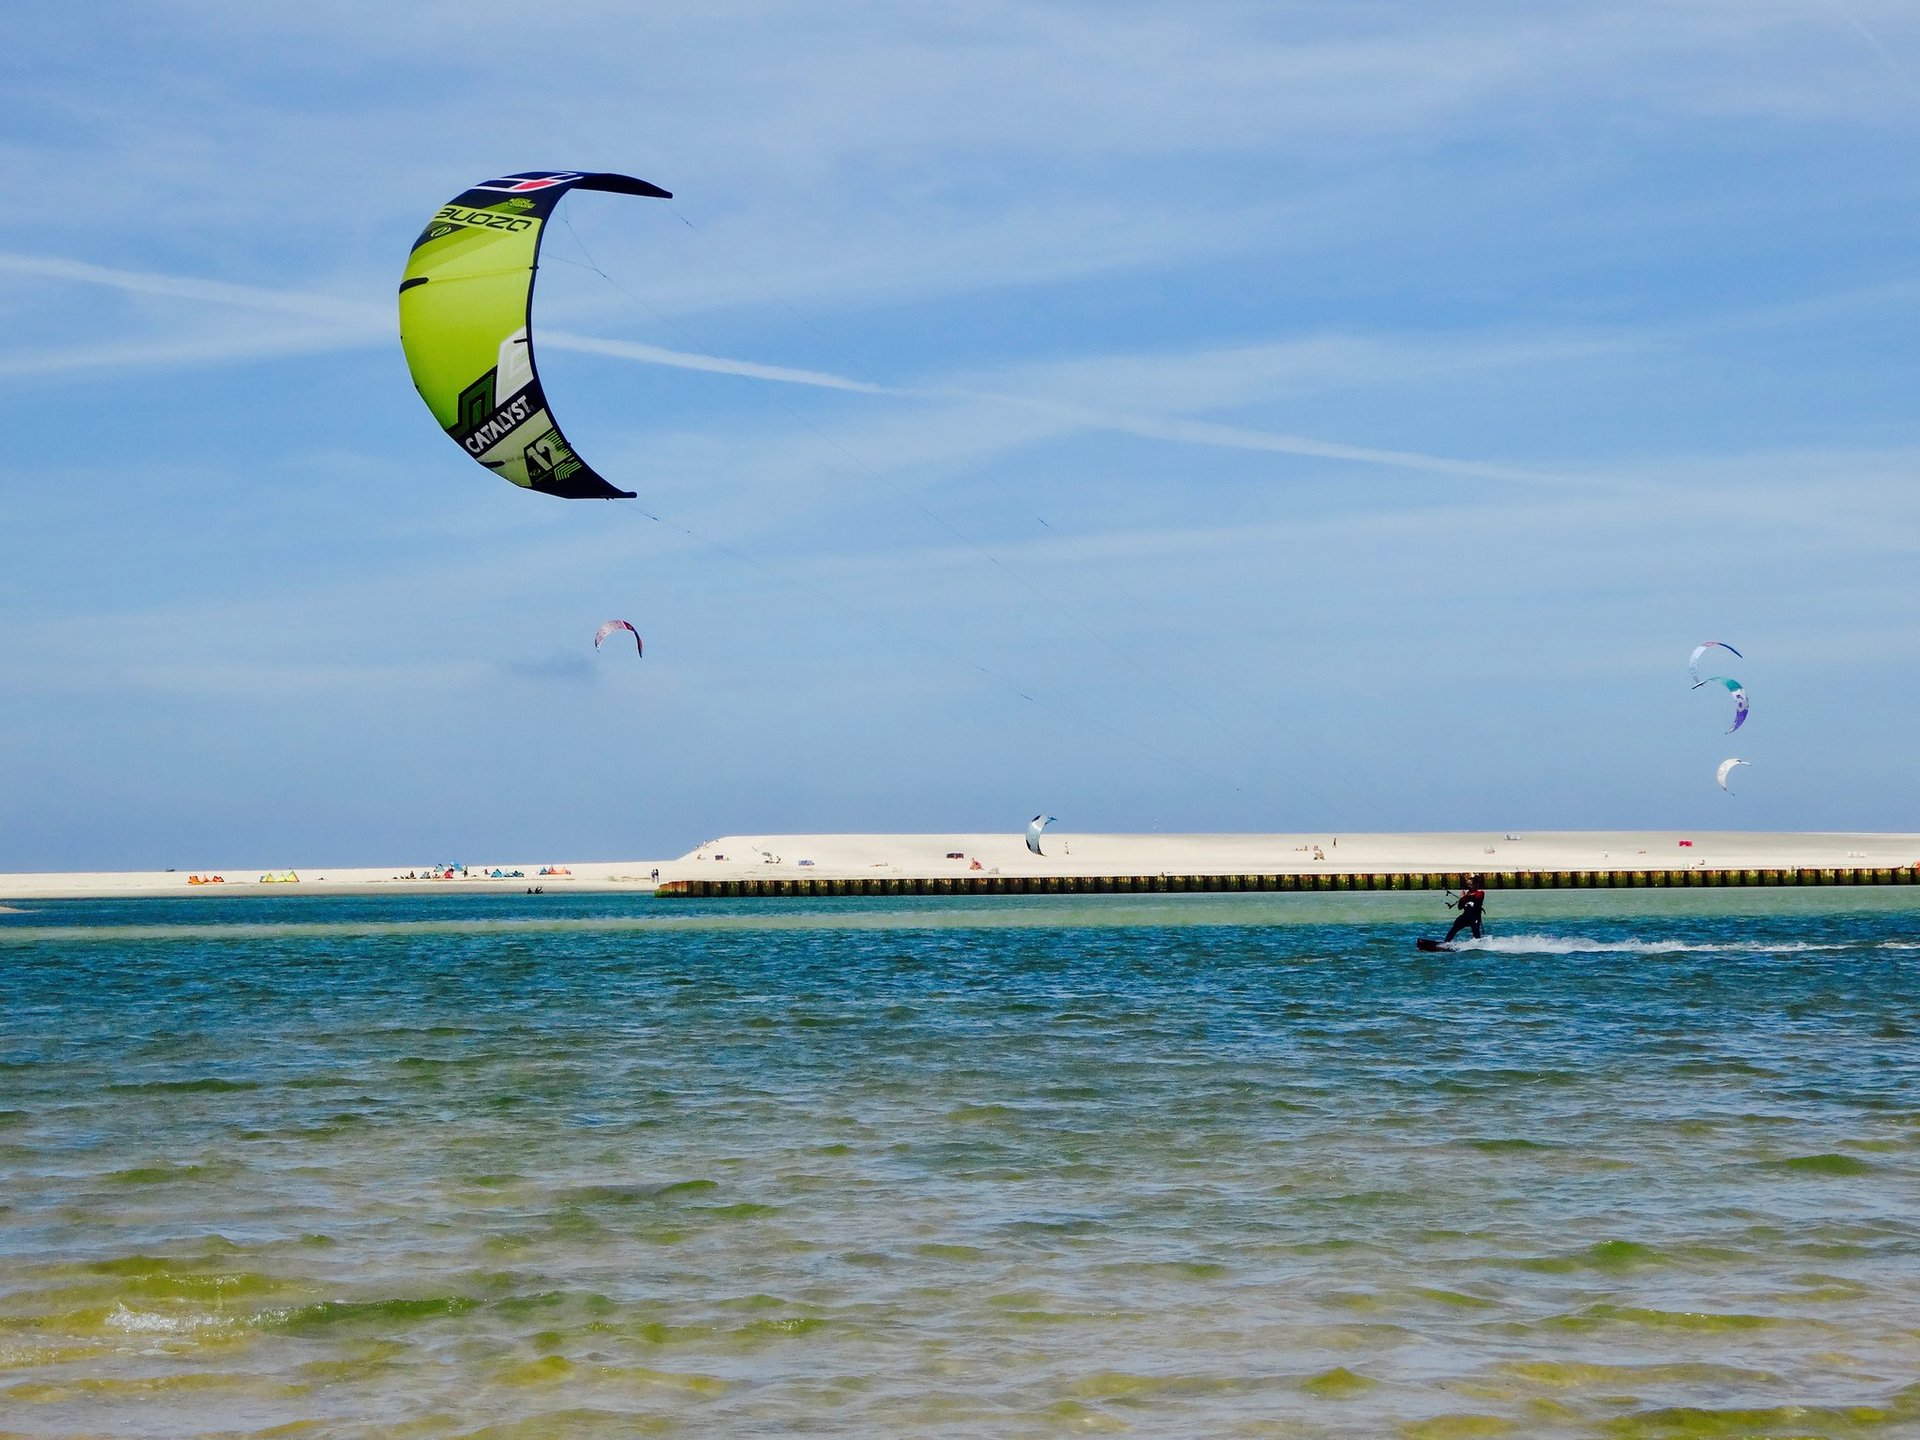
[593,620,642,657]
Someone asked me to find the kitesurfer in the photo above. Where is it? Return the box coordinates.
[1444,877,1487,943]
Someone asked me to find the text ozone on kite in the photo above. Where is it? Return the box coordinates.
[1717,758,1750,794]
[397,171,670,499]
[593,620,642,658]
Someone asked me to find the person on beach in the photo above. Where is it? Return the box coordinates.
[1444,877,1487,943]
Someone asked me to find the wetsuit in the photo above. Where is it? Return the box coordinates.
[1444,886,1486,943]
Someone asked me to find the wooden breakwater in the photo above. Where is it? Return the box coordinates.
[658,866,1920,898]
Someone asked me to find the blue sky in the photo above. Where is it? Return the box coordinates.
[4,1,1917,868]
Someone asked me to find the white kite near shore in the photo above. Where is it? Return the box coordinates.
[1717,758,1749,794]
[1026,815,1057,856]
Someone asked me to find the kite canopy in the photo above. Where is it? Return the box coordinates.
[1699,676,1751,733]
[593,619,642,657]
[1688,640,1743,688]
[1717,757,1749,793]
[398,170,670,500]
[1025,815,1056,857]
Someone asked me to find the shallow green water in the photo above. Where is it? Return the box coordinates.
[3,890,1919,1437]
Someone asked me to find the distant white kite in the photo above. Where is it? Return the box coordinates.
[1025,814,1057,856]
[1717,758,1749,794]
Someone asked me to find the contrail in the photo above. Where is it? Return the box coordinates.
[541,331,888,395]
[1823,0,1920,101]
[0,327,382,378]
[0,251,390,326]
[2,248,1560,485]
[939,388,1569,486]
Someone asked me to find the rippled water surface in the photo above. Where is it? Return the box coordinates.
[4,889,1920,1438]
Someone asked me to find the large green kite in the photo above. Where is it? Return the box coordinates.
[398,170,671,500]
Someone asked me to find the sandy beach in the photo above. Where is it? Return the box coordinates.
[5,830,1918,901]
[0,859,667,901]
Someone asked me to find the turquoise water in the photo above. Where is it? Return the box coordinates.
[3,890,1920,1438]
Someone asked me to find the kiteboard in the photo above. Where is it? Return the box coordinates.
[1415,938,1453,953]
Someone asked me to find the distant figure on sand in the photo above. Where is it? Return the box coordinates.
[1445,877,1487,943]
